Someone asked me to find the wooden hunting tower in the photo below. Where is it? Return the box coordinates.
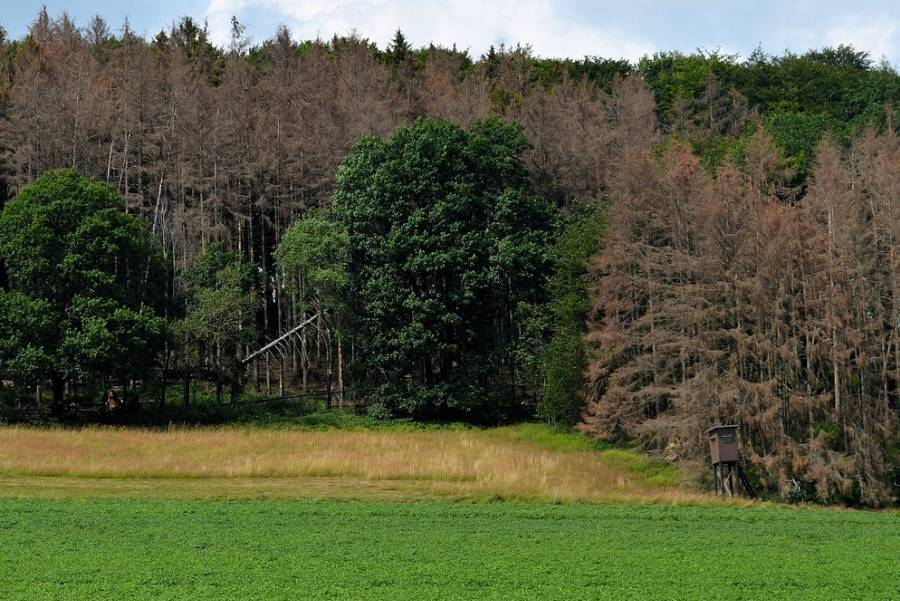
[706,424,755,498]
[707,425,739,464]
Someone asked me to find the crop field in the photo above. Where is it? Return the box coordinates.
[1,500,898,600]
[0,423,898,600]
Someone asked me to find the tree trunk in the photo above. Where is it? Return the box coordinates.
[291,293,299,376]
[337,335,344,408]
[230,372,242,405]
[50,374,65,410]
[159,349,169,412]
[301,330,308,391]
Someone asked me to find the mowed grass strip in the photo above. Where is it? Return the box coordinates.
[1,499,898,601]
[0,424,704,503]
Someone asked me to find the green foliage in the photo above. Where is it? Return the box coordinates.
[637,47,900,183]
[763,111,840,182]
[637,50,742,121]
[333,117,557,418]
[62,296,166,383]
[530,56,632,89]
[538,204,606,425]
[539,332,588,424]
[385,29,411,66]
[180,245,257,343]
[508,300,551,397]
[0,170,165,400]
[3,500,899,599]
[639,47,900,128]
[180,263,257,348]
[486,422,609,453]
[274,212,350,395]
[178,243,258,395]
[688,132,741,173]
[184,243,248,290]
[275,212,350,312]
[0,293,54,387]
[170,17,223,67]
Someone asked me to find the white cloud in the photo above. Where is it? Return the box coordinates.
[204,0,654,60]
[776,14,900,65]
[825,18,899,63]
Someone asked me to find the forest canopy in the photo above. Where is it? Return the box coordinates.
[0,10,898,505]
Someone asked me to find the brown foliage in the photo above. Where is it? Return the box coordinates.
[0,15,646,289]
[584,129,900,506]
[0,13,663,404]
[0,16,639,251]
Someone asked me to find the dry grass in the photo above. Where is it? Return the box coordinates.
[0,425,723,504]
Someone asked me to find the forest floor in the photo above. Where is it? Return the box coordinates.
[1,420,898,600]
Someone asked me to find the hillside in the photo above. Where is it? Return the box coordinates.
[0,9,898,506]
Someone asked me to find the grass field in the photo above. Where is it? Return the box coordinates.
[1,422,898,600]
[0,423,695,503]
[2,500,898,600]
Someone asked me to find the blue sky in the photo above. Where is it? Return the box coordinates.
[3,1,899,65]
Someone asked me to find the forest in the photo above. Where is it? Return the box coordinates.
[0,9,898,505]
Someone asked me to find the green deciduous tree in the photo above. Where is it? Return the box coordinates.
[276,212,350,312]
[538,203,606,425]
[333,117,557,419]
[178,243,258,402]
[275,211,350,398]
[0,169,165,407]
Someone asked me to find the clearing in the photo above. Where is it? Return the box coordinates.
[0,423,691,503]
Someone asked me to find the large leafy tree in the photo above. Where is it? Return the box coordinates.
[333,117,557,418]
[0,169,166,406]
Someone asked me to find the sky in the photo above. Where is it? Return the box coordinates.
[2,1,899,66]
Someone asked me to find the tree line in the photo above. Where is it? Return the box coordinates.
[0,10,898,504]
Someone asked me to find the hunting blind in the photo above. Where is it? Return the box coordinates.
[707,425,739,464]
[706,424,755,498]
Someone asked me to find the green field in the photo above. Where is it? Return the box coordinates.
[2,500,898,600]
